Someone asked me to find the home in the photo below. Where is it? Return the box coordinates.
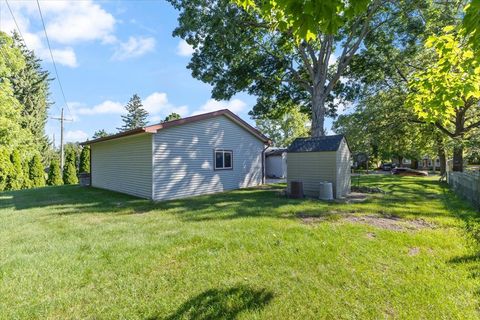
[265,147,287,178]
[287,135,351,199]
[82,109,270,201]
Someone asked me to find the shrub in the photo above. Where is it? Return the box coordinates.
[29,154,45,187]
[7,150,24,190]
[47,159,63,186]
[79,146,90,173]
[0,148,12,191]
[63,149,78,185]
[22,159,33,189]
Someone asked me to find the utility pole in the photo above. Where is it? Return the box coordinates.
[51,108,72,171]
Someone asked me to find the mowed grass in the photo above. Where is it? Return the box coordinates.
[0,175,479,319]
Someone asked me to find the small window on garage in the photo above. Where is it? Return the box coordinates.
[214,150,233,170]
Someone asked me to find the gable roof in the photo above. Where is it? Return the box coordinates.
[82,109,270,145]
[287,135,346,153]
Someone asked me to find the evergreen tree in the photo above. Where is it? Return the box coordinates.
[63,149,78,185]
[65,143,81,169]
[164,112,181,122]
[0,149,12,192]
[11,31,51,154]
[29,154,45,187]
[117,94,149,131]
[47,159,63,186]
[7,150,24,190]
[79,146,90,173]
[92,129,110,139]
[22,159,33,189]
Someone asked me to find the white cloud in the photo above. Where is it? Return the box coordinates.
[112,36,155,60]
[192,99,247,116]
[50,47,78,68]
[177,39,194,57]
[76,100,125,115]
[0,1,154,67]
[43,1,116,44]
[71,92,188,123]
[65,130,89,142]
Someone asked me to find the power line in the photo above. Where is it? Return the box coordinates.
[5,0,26,45]
[35,0,73,120]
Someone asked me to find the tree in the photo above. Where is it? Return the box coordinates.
[92,129,110,139]
[29,154,45,188]
[406,28,480,171]
[7,150,24,190]
[47,158,63,186]
[0,148,12,192]
[337,1,464,173]
[22,159,33,189]
[0,32,34,152]
[168,0,389,136]
[164,112,181,122]
[464,0,480,51]
[255,104,309,147]
[79,146,90,173]
[63,149,78,185]
[65,143,81,169]
[237,0,371,42]
[333,89,436,168]
[12,31,51,154]
[118,94,149,131]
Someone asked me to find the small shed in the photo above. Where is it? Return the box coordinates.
[265,148,287,178]
[287,135,351,199]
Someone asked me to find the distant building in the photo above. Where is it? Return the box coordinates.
[265,148,287,178]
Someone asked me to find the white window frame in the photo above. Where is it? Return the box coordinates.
[214,149,233,170]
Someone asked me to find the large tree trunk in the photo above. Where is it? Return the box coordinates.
[436,135,447,175]
[311,90,326,137]
[411,159,418,169]
[452,145,463,172]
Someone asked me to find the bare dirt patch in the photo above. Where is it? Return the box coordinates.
[298,212,436,231]
[408,247,420,256]
[344,215,435,231]
[366,232,377,239]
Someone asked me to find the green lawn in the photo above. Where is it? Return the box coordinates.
[1,175,479,319]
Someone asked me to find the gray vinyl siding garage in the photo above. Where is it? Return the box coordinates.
[152,116,264,201]
[91,133,152,198]
[287,135,351,199]
[84,109,269,201]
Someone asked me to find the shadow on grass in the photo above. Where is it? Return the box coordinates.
[1,176,478,224]
[148,285,273,320]
[0,184,298,221]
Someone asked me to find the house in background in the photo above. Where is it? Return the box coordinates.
[287,135,351,199]
[82,109,270,201]
[265,147,287,178]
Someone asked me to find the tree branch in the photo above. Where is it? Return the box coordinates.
[435,122,456,138]
[297,42,315,82]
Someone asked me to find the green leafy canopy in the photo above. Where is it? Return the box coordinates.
[407,27,480,126]
[236,0,370,41]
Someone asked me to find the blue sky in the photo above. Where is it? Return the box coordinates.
[0,0,336,144]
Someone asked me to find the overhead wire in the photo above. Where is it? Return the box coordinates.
[5,0,26,45]
[35,0,73,120]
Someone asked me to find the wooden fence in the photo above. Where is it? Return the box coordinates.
[447,171,480,210]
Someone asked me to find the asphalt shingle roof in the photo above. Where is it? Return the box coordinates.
[265,148,287,156]
[287,135,345,153]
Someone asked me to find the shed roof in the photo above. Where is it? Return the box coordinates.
[82,109,270,145]
[265,148,287,157]
[287,135,345,153]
